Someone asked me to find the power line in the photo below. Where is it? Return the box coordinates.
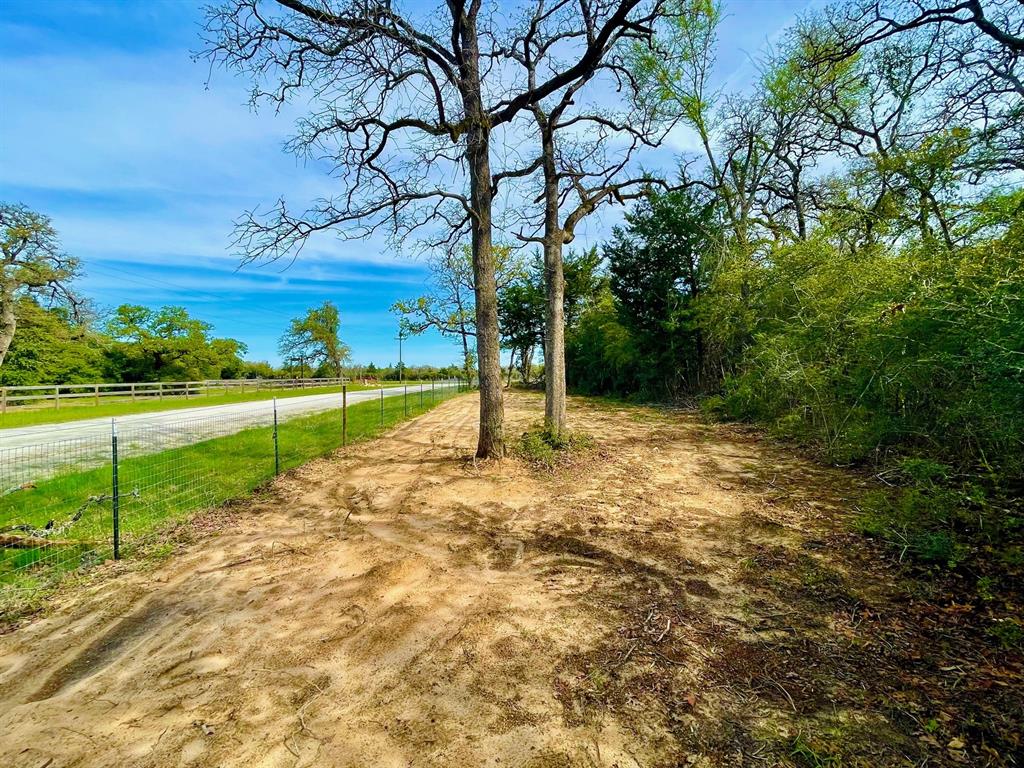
[87,264,299,317]
[85,262,293,321]
[83,263,293,335]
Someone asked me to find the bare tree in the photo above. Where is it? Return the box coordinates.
[786,26,986,249]
[498,2,671,435]
[638,1,785,253]
[0,204,81,369]
[202,0,663,457]
[804,1,1023,65]
[640,0,1015,256]
[797,0,1023,177]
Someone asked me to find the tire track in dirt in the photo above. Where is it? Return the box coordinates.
[0,396,628,767]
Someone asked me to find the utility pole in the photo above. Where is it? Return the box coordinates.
[395,328,407,384]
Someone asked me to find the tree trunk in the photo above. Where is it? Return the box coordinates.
[460,323,474,386]
[460,11,505,459]
[543,237,566,436]
[469,166,505,458]
[519,345,534,385]
[0,282,15,369]
[539,126,567,437]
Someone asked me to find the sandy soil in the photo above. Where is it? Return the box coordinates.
[0,392,1020,767]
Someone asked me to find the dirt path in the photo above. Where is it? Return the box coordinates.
[1,393,1020,767]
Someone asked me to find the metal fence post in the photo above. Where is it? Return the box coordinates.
[404,384,408,417]
[111,418,120,560]
[379,386,384,426]
[273,397,280,475]
[342,385,348,446]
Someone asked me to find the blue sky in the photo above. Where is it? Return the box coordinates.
[0,0,814,366]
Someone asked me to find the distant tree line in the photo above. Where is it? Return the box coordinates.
[0,290,464,387]
[0,215,460,386]
[0,292,251,386]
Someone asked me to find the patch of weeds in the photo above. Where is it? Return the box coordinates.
[754,709,927,767]
[0,586,48,630]
[145,542,176,562]
[770,413,818,448]
[515,425,593,469]
[853,457,1024,578]
[627,408,665,423]
[785,717,918,767]
[585,666,612,695]
[736,544,854,608]
[517,431,558,466]
[999,544,1024,568]
[976,575,998,602]
[699,394,726,420]
[988,617,1024,650]
[737,556,760,574]
[788,734,842,767]
[798,560,847,598]
[0,563,105,630]
[853,465,969,569]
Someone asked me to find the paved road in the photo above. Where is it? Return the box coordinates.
[0,382,457,484]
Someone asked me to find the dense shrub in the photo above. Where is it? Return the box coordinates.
[709,210,1024,484]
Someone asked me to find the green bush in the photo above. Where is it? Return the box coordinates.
[515,426,593,468]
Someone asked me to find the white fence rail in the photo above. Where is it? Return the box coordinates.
[0,377,350,412]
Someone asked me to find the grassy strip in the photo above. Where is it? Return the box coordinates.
[0,384,463,591]
[0,380,436,429]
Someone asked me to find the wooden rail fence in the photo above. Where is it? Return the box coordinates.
[0,377,350,413]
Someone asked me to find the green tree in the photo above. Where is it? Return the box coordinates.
[562,248,605,329]
[279,301,350,378]
[105,305,246,382]
[240,360,279,380]
[566,283,642,395]
[0,298,106,386]
[496,248,606,388]
[498,267,546,386]
[1,203,81,369]
[606,190,718,394]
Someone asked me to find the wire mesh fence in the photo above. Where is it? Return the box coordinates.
[0,379,464,594]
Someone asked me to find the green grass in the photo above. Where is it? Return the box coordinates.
[0,380,436,429]
[513,424,594,468]
[0,383,464,593]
